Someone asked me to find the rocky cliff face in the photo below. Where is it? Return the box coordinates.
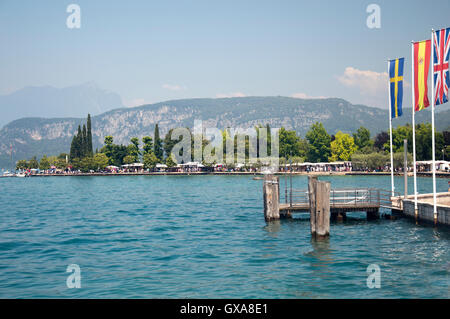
[0,96,448,168]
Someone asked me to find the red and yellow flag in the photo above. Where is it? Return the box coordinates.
[413,40,431,112]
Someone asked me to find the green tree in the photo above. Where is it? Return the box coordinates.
[28,156,39,169]
[165,153,177,167]
[385,125,411,153]
[351,152,389,171]
[290,156,304,166]
[49,154,67,169]
[329,131,357,161]
[79,156,95,172]
[99,136,128,166]
[305,122,331,162]
[56,158,67,169]
[350,153,368,170]
[111,144,128,166]
[102,136,114,164]
[444,145,450,161]
[393,151,413,169]
[266,124,272,156]
[70,125,83,160]
[374,131,389,151]
[70,158,81,170]
[127,137,141,162]
[353,126,373,151]
[143,152,159,169]
[191,132,212,162]
[86,114,93,156]
[82,124,88,157]
[278,127,300,159]
[47,156,58,167]
[93,153,109,170]
[154,124,163,161]
[104,135,113,145]
[222,129,231,163]
[142,136,154,155]
[295,138,309,159]
[123,155,135,165]
[412,123,445,160]
[39,155,51,170]
[163,128,182,159]
[69,135,77,161]
[255,124,273,158]
[16,160,28,170]
[443,130,450,160]
[58,153,69,162]
[367,152,389,170]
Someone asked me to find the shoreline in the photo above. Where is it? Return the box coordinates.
[1,171,449,178]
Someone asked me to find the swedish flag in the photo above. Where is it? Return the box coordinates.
[389,58,404,118]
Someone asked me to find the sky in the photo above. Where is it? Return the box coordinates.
[0,0,449,109]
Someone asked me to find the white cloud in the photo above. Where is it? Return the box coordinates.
[337,67,410,108]
[337,67,388,96]
[215,92,247,98]
[162,83,187,91]
[291,92,326,99]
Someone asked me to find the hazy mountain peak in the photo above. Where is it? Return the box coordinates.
[0,83,123,128]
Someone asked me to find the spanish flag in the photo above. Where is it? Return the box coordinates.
[389,58,404,118]
[413,40,431,111]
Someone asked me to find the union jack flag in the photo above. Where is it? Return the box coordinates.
[433,27,450,106]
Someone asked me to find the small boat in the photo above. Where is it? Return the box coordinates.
[2,171,15,177]
[16,172,26,177]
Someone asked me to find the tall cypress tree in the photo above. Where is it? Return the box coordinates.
[76,125,82,158]
[87,114,93,156]
[154,124,163,161]
[70,125,83,160]
[70,134,77,161]
[82,124,88,158]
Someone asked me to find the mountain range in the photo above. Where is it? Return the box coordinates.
[0,96,449,168]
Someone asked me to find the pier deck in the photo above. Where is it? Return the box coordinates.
[279,202,380,213]
[279,188,401,217]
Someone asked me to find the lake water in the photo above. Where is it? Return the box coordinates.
[0,175,449,298]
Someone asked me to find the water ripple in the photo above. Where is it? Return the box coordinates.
[0,175,448,298]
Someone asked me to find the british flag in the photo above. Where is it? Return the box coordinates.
[433,27,450,106]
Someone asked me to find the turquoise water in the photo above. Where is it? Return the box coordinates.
[0,175,448,298]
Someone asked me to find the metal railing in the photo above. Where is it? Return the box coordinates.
[378,189,403,209]
[282,188,386,208]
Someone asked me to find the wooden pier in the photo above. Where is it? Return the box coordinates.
[263,174,403,224]
[263,171,450,229]
[279,187,386,220]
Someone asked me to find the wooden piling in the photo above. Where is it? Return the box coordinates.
[308,176,318,235]
[263,175,280,221]
[308,176,331,238]
[315,181,331,237]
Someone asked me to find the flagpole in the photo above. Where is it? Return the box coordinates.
[411,41,418,217]
[431,29,437,223]
[388,60,395,197]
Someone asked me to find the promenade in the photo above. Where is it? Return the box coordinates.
[2,171,449,178]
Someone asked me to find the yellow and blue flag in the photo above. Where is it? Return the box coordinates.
[389,57,404,118]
